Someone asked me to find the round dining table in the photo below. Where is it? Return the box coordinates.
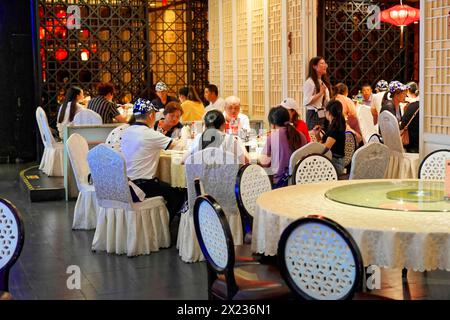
[252,179,450,272]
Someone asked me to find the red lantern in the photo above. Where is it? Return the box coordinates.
[91,43,98,53]
[54,26,67,39]
[39,27,46,40]
[55,48,68,61]
[380,2,420,48]
[162,0,168,6]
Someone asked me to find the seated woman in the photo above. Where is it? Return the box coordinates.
[280,97,311,143]
[180,86,205,122]
[380,81,409,125]
[333,83,362,144]
[181,110,250,164]
[400,100,420,153]
[56,86,84,139]
[259,106,307,187]
[312,100,346,175]
[154,101,184,138]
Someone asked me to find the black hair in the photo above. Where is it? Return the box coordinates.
[307,56,332,99]
[58,86,82,123]
[206,84,219,96]
[268,106,304,152]
[325,100,346,132]
[201,110,225,150]
[178,86,189,97]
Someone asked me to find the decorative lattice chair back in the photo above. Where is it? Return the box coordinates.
[293,154,338,185]
[36,107,55,148]
[236,164,272,218]
[349,142,390,180]
[73,109,103,126]
[66,133,90,189]
[87,144,132,210]
[419,149,450,181]
[379,111,403,153]
[0,199,24,291]
[344,131,357,168]
[105,124,130,153]
[193,196,234,272]
[289,142,332,175]
[278,216,363,300]
[368,134,382,144]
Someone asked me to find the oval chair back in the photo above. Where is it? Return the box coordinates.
[349,142,390,180]
[292,154,338,185]
[289,142,332,176]
[379,111,403,153]
[193,195,237,299]
[0,199,25,293]
[105,124,130,153]
[344,131,357,168]
[277,215,363,300]
[368,133,383,144]
[235,164,272,237]
[66,133,90,190]
[72,109,103,125]
[419,149,450,180]
[36,106,56,148]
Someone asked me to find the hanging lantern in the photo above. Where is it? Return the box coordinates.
[380,1,420,48]
[39,27,46,40]
[81,49,90,61]
[55,48,68,61]
[162,0,168,6]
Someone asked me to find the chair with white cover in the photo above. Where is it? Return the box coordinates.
[36,107,64,176]
[87,144,170,256]
[277,215,388,300]
[66,133,99,230]
[368,133,383,144]
[178,147,243,263]
[292,154,338,185]
[349,142,390,180]
[419,149,450,180]
[379,111,420,179]
[194,195,290,300]
[288,142,332,176]
[0,199,25,300]
[235,164,272,242]
[105,124,130,153]
[357,105,377,144]
[72,108,103,125]
[343,131,357,169]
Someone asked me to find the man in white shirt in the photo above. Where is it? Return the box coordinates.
[223,96,251,133]
[121,98,186,221]
[204,84,225,112]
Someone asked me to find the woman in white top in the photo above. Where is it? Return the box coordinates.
[303,57,332,130]
[181,110,250,164]
[56,86,84,139]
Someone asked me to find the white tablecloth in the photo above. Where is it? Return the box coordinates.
[252,179,450,272]
[156,150,186,188]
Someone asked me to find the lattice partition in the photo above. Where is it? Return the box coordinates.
[149,2,187,97]
[252,0,265,118]
[222,0,233,98]
[236,0,249,114]
[189,0,209,91]
[208,0,220,88]
[423,0,450,135]
[38,0,149,115]
[321,0,415,96]
[287,0,304,118]
[269,0,282,108]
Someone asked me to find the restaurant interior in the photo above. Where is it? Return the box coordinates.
[1,0,450,303]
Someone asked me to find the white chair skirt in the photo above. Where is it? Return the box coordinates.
[177,211,243,263]
[92,196,170,257]
[385,151,420,179]
[39,143,64,177]
[72,186,99,230]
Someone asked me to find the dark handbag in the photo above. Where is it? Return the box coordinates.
[400,108,419,146]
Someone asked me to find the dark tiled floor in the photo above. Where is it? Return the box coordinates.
[2,163,450,300]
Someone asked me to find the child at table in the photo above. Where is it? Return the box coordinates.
[181,110,250,164]
[259,106,307,188]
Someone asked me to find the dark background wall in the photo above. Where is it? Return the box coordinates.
[0,0,37,163]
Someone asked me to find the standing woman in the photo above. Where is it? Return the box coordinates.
[56,86,84,139]
[312,100,346,176]
[303,57,332,130]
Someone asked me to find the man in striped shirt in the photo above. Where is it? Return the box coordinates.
[88,83,127,124]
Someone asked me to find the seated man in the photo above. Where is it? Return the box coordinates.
[223,96,251,134]
[121,98,187,222]
[204,84,225,112]
[361,83,373,107]
[151,81,178,110]
[88,82,127,124]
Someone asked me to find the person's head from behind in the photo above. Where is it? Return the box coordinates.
[155,81,168,101]
[132,98,159,126]
[97,82,114,101]
[201,110,226,149]
[187,85,202,103]
[333,83,349,97]
[361,83,372,100]
[224,96,241,119]
[58,86,84,123]
[268,106,305,152]
[163,101,183,127]
[204,84,219,103]
[280,97,301,123]
[375,80,389,93]
[407,81,419,98]
[325,100,346,132]
[178,87,189,103]
[389,81,409,105]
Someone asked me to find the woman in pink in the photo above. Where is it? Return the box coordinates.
[333,83,362,144]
